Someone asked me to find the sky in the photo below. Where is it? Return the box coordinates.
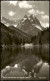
[1,1,49,28]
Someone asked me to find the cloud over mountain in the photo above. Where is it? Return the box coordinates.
[28,9,45,15]
[1,1,49,28]
[18,1,32,9]
[9,11,16,16]
[41,15,49,20]
[40,21,49,28]
[9,1,18,6]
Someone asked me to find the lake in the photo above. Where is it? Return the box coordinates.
[1,44,49,80]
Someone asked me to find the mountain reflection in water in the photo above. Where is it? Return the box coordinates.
[1,44,49,80]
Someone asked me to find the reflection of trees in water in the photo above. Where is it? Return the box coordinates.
[20,60,43,78]
[1,47,20,69]
[1,45,49,70]
[33,45,49,63]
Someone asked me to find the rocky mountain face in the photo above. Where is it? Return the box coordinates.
[17,15,44,36]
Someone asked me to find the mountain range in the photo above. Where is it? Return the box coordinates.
[17,15,46,36]
[1,15,46,36]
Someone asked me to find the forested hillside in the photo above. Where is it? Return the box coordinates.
[1,23,31,46]
[31,28,49,45]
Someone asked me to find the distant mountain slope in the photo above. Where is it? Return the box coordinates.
[17,15,44,36]
[8,25,31,38]
[1,23,31,45]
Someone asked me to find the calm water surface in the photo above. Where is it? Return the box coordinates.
[1,44,49,80]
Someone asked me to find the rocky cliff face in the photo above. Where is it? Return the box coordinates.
[17,15,43,36]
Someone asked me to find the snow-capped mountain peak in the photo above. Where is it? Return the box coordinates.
[24,15,28,18]
[17,14,43,36]
[20,15,41,26]
[35,25,42,31]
